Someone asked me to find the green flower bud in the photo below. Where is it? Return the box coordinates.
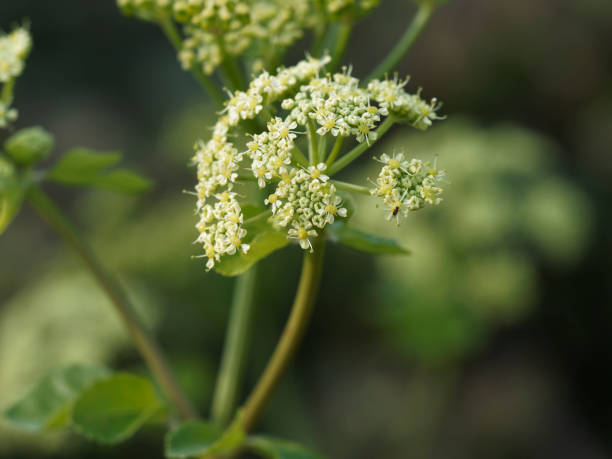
[4,126,55,166]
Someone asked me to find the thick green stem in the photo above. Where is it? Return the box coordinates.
[331,179,370,195]
[26,186,196,420]
[239,238,326,432]
[366,4,434,82]
[158,15,225,107]
[211,266,259,427]
[329,22,352,73]
[328,117,395,176]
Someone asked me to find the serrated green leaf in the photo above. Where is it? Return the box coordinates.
[328,223,410,255]
[214,227,289,277]
[4,126,55,166]
[49,148,122,184]
[246,436,327,459]
[3,364,109,432]
[47,147,151,194]
[71,373,164,444]
[89,169,152,193]
[166,416,245,458]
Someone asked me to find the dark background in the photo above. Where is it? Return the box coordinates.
[0,1,611,458]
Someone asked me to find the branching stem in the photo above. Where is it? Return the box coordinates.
[328,117,395,176]
[331,179,370,195]
[26,186,196,420]
[366,4,434,82]
[239,237,326,432]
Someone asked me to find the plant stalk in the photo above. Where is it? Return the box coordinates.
[331,179,370,195]
[158,15,225,107]
[366,4,434,82]
[328,117,395,176]
[325,136,344,167]
[211,266,259,427]
[26,186,196,420]
[329,22,352,73]
[239,237,326,432]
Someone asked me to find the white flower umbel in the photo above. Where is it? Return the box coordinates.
[0,27,31,82]
[368,77,443,130]
[271,164,346,251]
[193,56,332,268]
[173,0,313,75]
[0,26,32,128]
[193,56,443,267]
[370,153,446,225]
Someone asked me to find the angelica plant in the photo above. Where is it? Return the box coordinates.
[3,1,449,458]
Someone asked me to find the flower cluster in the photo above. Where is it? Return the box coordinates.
[176,0,313,75]
[368,77,443,130]
[195,190,250,270]
[268,164,346,250]
[282,68,387,144]
[225,55,330,124]
[193,56,330,269]
[370,153,446,224]
[193,56,443,268]
[0,27,31,128]
[247,117,297,187]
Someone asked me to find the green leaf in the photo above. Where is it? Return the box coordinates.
[4,126,55,166]
[49,147,122,184]
[71,373,164,444]
[166,417,245,458]
[3,364,109,432]
[214,227,289,277]
[89,169,152,194]
[165,421,221,458]
[48,147,151,194]
[246,436,327,459]
[328,223,410,255]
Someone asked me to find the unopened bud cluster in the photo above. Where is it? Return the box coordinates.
[0,27,31,128]
[370,153,446,224]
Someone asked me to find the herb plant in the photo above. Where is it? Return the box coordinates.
[1,1,449,457]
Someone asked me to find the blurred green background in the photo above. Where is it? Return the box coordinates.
[1,1,611,458]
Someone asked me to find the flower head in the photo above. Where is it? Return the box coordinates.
[371,154,447,225]
[0,26,32,129]
[192,56,444,268]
